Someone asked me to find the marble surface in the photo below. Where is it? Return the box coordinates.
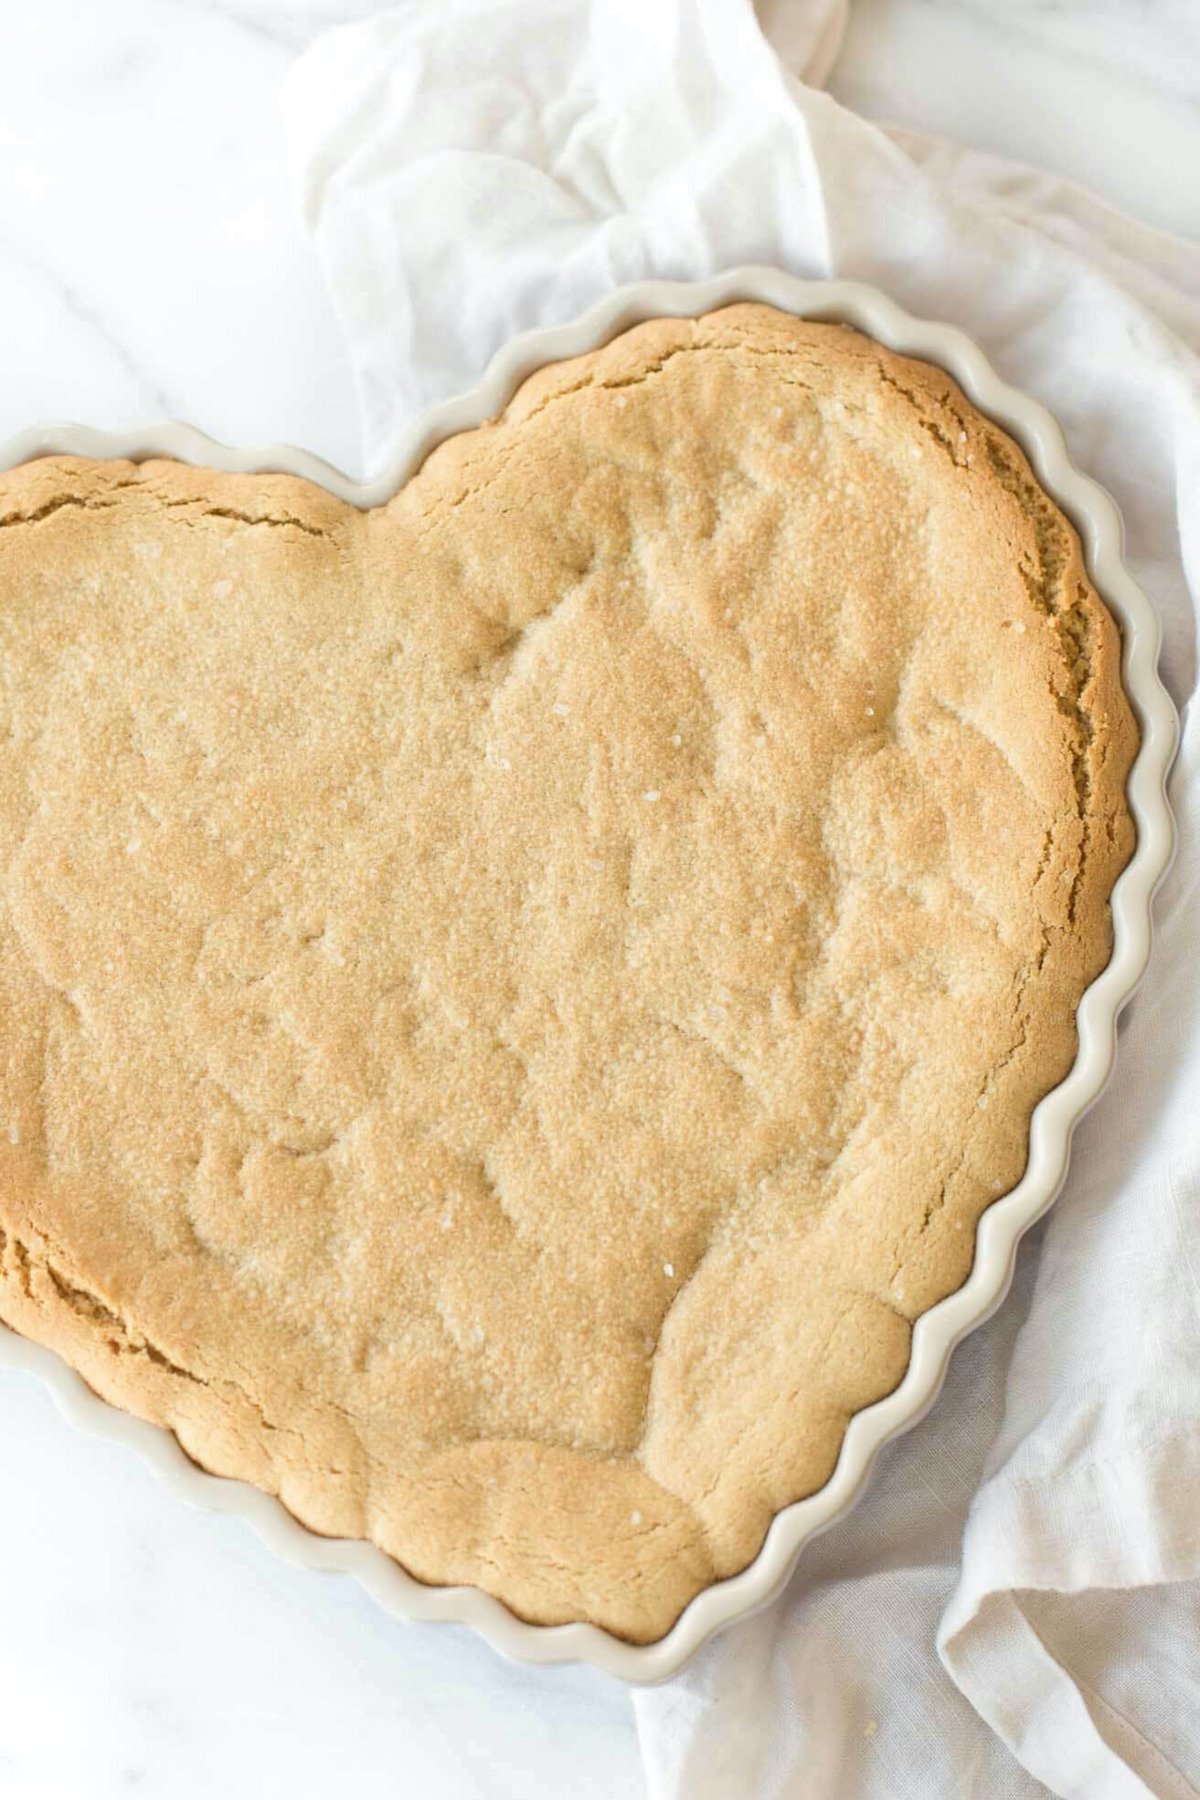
[0,4,1196,1797]
[831,0,1200,242]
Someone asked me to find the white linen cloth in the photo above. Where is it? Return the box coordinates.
[282,4,1200,1792]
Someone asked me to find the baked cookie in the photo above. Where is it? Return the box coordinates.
[0,305,1136,1641]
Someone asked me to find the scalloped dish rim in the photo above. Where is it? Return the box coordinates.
[0,269,1179,1683]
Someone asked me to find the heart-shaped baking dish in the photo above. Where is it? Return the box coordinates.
[0,273,1180,1677]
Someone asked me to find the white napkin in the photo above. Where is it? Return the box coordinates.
[282,4,1200,1793]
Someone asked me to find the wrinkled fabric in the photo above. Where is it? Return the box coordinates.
[283,3,1200,1792]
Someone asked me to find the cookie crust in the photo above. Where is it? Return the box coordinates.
[0,305,1136,1641]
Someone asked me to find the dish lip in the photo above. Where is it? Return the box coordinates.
[0,268,1179,1684]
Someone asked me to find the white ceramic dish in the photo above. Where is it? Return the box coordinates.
[0,269,1178,1683]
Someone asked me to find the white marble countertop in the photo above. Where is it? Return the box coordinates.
[0,4,1196,1796]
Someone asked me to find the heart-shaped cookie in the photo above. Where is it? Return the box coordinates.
[0,305,1135,1642]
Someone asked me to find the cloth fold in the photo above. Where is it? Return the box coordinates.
[283,4,1200,1792]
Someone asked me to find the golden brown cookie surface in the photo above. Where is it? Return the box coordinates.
[0,305,1136,1641]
